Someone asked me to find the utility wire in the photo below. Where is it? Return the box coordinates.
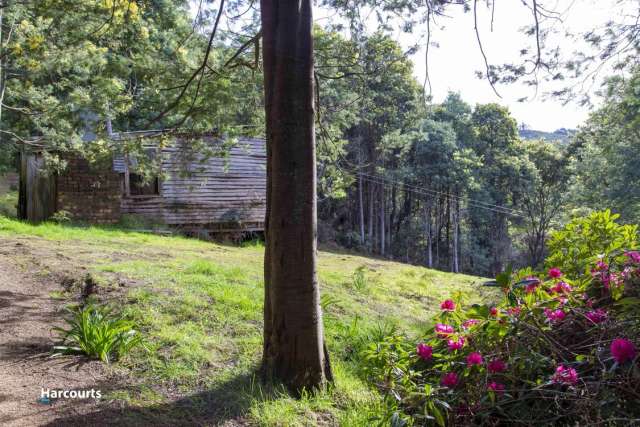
[334,164,526,218]
[358,171,525,216]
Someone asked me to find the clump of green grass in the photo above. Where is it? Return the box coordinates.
[0,191,17,218]
[53,303,143,363]
[350,265,369,291]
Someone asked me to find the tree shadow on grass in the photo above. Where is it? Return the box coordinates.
[44,371,258,427]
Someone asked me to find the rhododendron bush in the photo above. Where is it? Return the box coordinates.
[362,211,640,425]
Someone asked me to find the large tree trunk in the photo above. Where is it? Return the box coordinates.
[261,0,332,391]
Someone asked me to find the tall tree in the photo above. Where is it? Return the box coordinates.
[521,140,570,267]
[570,70,640,224]
[467,104,527,276]
[260,1,332,391]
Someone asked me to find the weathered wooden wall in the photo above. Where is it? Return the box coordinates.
[119,137,266,231]
[18,151,57,222]
[19,136,266,231]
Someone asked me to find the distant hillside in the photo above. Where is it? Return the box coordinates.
[519,127,576,144]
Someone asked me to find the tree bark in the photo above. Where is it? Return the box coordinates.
[368,182,374,246]
[380,187,385,256]
[446,195,451,271]
[452,198,460,273]
[358,172,365,245]
[261,0,332,391]
[389,185,396,253]
[435,197,441,267]
[424,201,433,268]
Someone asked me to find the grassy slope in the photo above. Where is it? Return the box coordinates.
[0,217,494,426]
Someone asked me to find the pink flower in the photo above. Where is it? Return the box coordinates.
[544,308,566,323]
[441,372,458,388]
[490,307,499,317]
[440,299,456,311]
[596,261,609,271]
[507,306,521,317]
[585,309,607,324]
[462,319,479,329]
[524,277,540,293]
[488,359,507,373]
[625,251,640,264]
[416,343,433,360]
[487,381,505,394]
[551,281,572,294]
[552,365,578,385]
[601,272,623,290]
[466,352,483,366]
[447,337,465,351]
[435,323,454,338]
[549,267,563,278]
[610,338,637,364]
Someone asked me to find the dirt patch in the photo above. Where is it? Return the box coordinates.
[0,235,254,426]
[0,245,113,426]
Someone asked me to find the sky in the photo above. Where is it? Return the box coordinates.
[316,0,635,131]
[194,1,636,132]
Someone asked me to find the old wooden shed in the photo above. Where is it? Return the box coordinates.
[18,134,267,234]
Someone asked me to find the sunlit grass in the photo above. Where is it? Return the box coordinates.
[0,216,493,425]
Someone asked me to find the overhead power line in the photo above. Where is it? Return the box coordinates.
[335,166,527,218]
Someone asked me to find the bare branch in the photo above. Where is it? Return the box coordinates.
[147,0,226,128]
[473,0,501,98]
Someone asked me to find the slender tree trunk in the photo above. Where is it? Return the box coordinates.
[425,202,433,268]
[453,199,460,273]
[260,0,332,391]
[368,183,374,246]
[358,172,365,245]
[389,186,396,251]
[446,195,452,271]
[380,187,385,256]
[0,5,5,130]
[435,198,441,267]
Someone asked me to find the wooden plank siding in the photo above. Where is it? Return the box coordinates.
[18,151,57,222]
[119,136,266,230]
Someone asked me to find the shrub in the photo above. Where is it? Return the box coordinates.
[547,209,638,277]
[336,231,364,250]
[53,303,143,363]
[0,191,17,218]
[362,211,640,425]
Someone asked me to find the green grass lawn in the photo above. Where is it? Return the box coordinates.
[0,216,494,426]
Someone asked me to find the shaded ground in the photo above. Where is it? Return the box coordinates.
[0,240,109,426]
